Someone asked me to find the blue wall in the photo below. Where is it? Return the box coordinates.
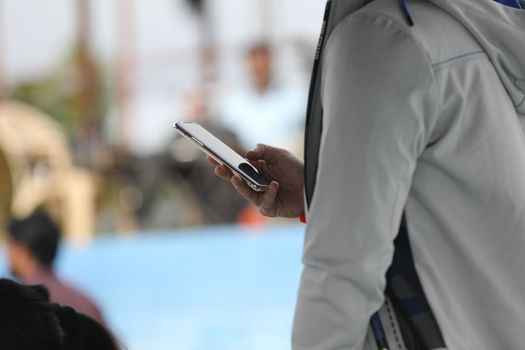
[0,224,305,350]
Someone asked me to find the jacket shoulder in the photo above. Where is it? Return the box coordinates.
[350,0,484,67]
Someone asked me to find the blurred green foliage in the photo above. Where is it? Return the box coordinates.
[9,66,82,135]
[0,148,11,227]
[8,46,109,138]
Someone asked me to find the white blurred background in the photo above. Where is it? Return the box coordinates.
[0,1,326,348]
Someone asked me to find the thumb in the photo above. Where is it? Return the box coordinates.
[246,144,279,162]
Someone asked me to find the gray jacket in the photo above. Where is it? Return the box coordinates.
[294,0,525,349]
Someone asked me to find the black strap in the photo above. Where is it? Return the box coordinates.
[304,0,331,207]
[386,214,446,349]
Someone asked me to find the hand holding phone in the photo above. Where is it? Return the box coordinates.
[211,144,306,219]
[174,121,305,218]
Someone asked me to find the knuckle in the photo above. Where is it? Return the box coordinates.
[260,203,275,217]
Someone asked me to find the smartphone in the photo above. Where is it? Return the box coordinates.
[173,121,271,192]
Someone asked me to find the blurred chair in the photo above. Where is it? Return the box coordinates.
[0,100,96,242]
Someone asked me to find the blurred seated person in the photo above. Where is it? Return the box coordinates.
[0,278,119,350]
[170,89,249,224]
[218,42,307,155]
[5,210,105,324]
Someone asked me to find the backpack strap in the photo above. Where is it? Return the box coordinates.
[383,214,446,350]
[304,0,332,206]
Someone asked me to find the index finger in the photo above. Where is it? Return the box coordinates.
[207,155,220,166]
[231,175,261,205]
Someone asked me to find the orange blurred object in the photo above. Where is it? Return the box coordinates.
[237,205,268,228]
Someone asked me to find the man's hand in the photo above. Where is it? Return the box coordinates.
[208,144,304,218]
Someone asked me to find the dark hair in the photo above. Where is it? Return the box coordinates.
[8,211,60,268]
[0,279,119,350]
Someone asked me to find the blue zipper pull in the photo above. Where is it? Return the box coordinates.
[495,0,523,9]
[370,313,390,350]
[400,0,414,26]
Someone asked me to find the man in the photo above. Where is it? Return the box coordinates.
[5,211,105,324]
[218,42,306,155]
[211,0,525,349]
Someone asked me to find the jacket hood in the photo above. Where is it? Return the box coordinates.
[327,0,525,115]
[430,0,525,115]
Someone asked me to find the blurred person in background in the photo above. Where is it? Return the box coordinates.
[5,210,105,324]
[115,85,182,228]
[218,42,306,156]
[170,88,255,224]
[0,278,119,350]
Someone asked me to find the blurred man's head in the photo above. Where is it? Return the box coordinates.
[6,211,60,279]
[247,42,273,93]
[0,278,119,350]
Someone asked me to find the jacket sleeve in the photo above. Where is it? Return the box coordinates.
[292,12,439,350]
